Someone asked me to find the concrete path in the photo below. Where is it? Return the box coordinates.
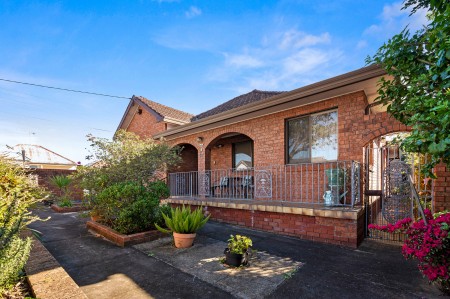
[29,207,441,299]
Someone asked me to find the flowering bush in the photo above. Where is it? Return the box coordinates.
[368,210,450,294]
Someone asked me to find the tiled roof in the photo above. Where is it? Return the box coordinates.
[4,144,76,165]
[135,96,194,123]
[193,89,285,121]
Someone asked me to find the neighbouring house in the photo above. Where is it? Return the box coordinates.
[117,95,194,139]
[118,64,450,247]
[2,144,82,199]
[4,144,78,170]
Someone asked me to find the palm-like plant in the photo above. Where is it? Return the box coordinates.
[155,205,210,234]
[50,175,72,198]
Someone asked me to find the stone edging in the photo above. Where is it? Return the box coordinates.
[25,233,87,299]
[50,204,89,213]
[86,220,166,247]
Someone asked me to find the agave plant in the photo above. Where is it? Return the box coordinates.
[155,205,210,234]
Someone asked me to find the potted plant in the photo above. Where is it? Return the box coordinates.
[155,205,210,248]
[224,234,252,267]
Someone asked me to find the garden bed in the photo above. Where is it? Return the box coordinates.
[50,203,89,213]
[86,220,166,247]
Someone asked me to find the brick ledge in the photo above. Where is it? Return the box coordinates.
[163,198,363,220]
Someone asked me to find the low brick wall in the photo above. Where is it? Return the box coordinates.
[86,220,166,247]
[165,199,365,248]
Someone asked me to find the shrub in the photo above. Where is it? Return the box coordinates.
[74,131,181,235]
[147,180,170,200]
[155,205,210,234]
[369,210,450,294]
[76,130,181,192]
[0,158,46,292]
[93,181,170,234]
[58,197,73,208]
[94,181,145,224]
[115,198,159,234]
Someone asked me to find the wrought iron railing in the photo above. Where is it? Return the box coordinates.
[168,160,361,207]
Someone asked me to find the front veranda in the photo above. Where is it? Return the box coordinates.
[165,133,364,247]
[168,161,361,207]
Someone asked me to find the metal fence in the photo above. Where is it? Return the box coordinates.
[168,160,361,207]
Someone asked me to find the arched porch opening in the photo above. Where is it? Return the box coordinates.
[169,143,198,197]
[205,132,254,199]
[173,143,198,173]
[205,132,254,171]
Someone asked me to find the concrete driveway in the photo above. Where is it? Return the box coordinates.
[29,207,441,298]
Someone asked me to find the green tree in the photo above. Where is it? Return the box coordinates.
[367,0,450,177]
[0,157,46,292]
[77,130,181,193]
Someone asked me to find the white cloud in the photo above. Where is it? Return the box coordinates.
[223,53,264,68]
[282,48,332,75]
[185,6,202,19]
[356,40,368,49]
[244,74,282,92]
[279,30,331,49]
[207,27,342,92]
[364,2,428,38]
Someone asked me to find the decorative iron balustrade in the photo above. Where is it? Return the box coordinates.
[168,161,361,207]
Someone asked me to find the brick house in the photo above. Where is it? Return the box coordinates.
[117,95,194,139]
[119,65,449,247]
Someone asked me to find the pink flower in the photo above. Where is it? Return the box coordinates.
[371,211,450,288]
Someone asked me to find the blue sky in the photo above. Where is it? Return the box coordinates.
[0,0,427,164]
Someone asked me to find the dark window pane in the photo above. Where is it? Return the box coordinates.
[234,141,252,169]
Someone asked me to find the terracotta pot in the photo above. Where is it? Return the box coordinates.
[173,232,196,248]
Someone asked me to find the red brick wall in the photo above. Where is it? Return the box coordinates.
[127,108,167,139]
[166,91,450,208]
[434,163,450,212]
[166,91,408,171]
[171,203,364,247]
[173,144,198,172]
[30,169,84,200]
[209,135,251,170]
